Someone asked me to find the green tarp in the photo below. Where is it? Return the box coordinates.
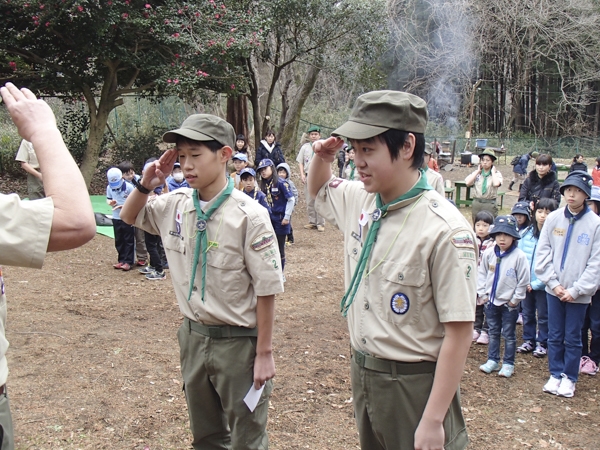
[91,195,115,239]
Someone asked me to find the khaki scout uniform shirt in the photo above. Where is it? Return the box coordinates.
[0,194,54,385]
[425,168,444,196]
[296,143,314,175]
[468,168,503,200]
[15,140,39,169]
[316,177,477,362]
[135,185,284,327]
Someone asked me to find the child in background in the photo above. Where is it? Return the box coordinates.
[570,154,588,173]
[580,186,600,375]
[255,130,286,169]
[166,162,189,191]
[536,171,600,397]
[516,198,558,358]
[277,163,298,245]
[230,153,248,189]
[106,167,135,271]
[337,143,348,178]
[257,159,294,273]
[240,168,271,212]
[473,210,495,345]
[118,161,148,266]
[478,215,530,378]
[511,202,531,235]
[592,157,600,187]
[234,134,254,168]
[343,147,360,181]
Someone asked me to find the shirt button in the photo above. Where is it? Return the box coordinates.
[192,286,198,292]
[240,202,245,206]
[361,337,367,344]
[432,201,438,207]
[398,273,404,281]
[195,313,200,320]
[364,302,370,310]
[352,248,358,255]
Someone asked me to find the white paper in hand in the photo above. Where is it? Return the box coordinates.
[243,383,265,412]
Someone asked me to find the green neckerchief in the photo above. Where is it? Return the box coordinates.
[349,160,356,180]
[481,168,492,194]
[188,178,234,302]
[340,169,432,316]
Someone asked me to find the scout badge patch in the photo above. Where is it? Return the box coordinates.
[390,292,409,315]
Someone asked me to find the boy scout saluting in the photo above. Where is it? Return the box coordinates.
[121,114,283,449]
[308,91,477,450]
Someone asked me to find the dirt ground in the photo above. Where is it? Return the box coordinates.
[3,157,600,449]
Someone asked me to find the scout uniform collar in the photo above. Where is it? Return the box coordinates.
[340,169,433,316]
[188,178,235,302]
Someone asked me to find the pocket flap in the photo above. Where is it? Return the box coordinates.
[383,261,425,287]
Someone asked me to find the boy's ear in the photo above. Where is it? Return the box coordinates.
[220,146,233,162]
[400,133,416,162]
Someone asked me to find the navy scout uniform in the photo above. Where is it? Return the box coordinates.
[0,193,54,450]
[135,177,283,449]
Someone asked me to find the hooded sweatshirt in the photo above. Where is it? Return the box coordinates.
[477,243,530,306]
[276,163,298,205]
[535,207,600,304]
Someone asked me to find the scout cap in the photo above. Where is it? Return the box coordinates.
[424,143,433,155]
[531,151,540,158]
[511,201,531,219]
[162,114,235,149]
[107,167,123,189]
[560,170,593,198]
[257,158,274,171]
[307,125,321,133]
[173,162,181,169]
[480,148,497,161]
[232,153,248,162]
[332,90,428,140]
[489,215,521,240]
[239,168,256,179]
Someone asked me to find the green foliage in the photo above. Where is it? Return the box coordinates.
[0,119,23,176]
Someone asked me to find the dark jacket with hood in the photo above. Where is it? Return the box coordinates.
[519,170,561,205]
[255,140,286,169]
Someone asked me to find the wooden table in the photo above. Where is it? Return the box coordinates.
[454,181,506,209]
[454,180,473,207]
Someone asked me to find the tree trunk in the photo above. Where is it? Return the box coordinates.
[245,57,262,151]
[226,95,249,140]
[280,64,321,158]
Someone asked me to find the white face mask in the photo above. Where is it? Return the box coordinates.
[173,172,184,182]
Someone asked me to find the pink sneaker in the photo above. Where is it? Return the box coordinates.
[472,330,480,342]
[476,331,489,345]
[580,356,599,376]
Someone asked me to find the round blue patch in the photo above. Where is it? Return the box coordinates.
[391,293,409,315]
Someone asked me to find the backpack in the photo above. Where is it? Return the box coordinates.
[510,155,521,166]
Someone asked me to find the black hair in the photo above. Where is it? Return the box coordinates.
[536,154,553,166]
[349,130,425,169]
[236,134,246,141]
[240,172,255,181]
[264,129,276,140]
[118,161,135,174]
[175,135,223,152]
[531,198,558,238]
[596,156,600,166]
[473,210,494,228]
[258,164,279,192]
[573,154,584,162]
[512,212,530,229]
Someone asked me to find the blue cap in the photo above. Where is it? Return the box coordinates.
[560,170,593,198]
[107,167,123,189]
[511,201,531,219]
[239,168,256,179]
[591,186,600,202]
[232,152,248,162]
[489,215,521,240]
[257,158,274,171]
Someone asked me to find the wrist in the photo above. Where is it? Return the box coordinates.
[132,177,151,194]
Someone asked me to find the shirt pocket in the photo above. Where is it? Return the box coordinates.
[205,251,245,300]
[375,260,426,326]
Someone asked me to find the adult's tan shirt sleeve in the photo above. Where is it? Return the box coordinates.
[0,194,53,268]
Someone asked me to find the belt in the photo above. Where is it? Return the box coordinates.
[473,197,496,203]
[351,348,436,375]
[185,317,258,338]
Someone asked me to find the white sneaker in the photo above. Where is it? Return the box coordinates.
[557,376,576,398]
[542,376,561,395]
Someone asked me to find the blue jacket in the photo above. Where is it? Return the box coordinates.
[261,176,294,235]
[513,154,531,175]
[243,187,271,213]
[167,176,189,191]
[518,226,544,290]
